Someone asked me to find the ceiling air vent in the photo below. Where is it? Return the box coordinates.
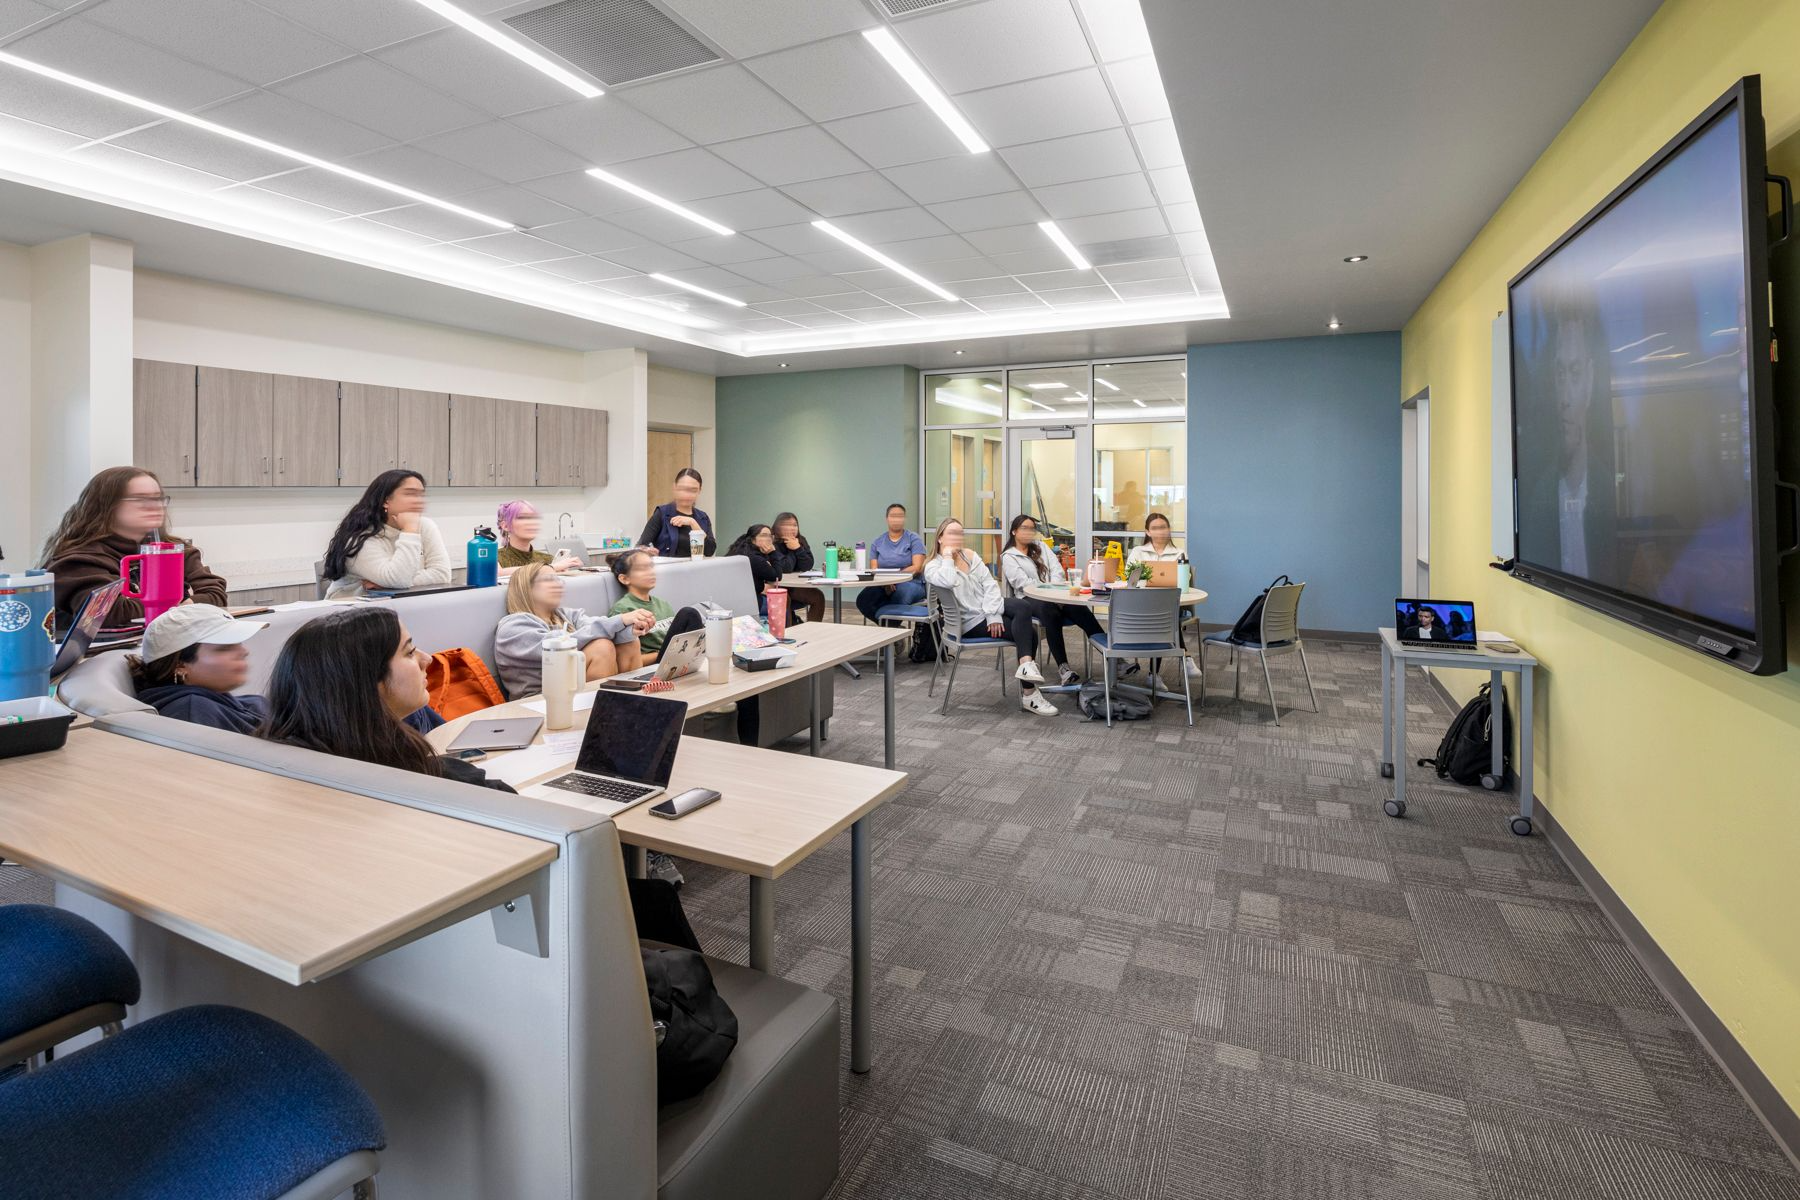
[503,0,720,87]
[874,0,977,15]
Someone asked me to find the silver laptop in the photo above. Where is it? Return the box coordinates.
[445,716,543,753]
[619,628,707,683]
[523,690,687,814]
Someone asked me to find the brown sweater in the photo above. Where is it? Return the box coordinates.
[46,532,229,626]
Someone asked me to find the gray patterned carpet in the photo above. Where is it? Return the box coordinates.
[6,639,1796,1199]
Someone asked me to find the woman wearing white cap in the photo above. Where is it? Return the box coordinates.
[129,605,269,733]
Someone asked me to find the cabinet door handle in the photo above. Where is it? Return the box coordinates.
[182,453,189,478]
[278,456,285,476]
[262,455,270,476]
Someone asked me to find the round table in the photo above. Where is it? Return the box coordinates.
[1022,582,1207,703]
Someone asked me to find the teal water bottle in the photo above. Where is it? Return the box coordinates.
[822,540,838,579]
[0,570,56,701]
[467,526,499,588]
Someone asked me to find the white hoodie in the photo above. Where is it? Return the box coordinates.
[1000,544,1067,595]
[923,549,1004,626]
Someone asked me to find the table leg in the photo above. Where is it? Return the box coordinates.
[883,642,895,772]
[1380,640,1393,771]
[1393,656,1407,812]
[625,845,646,879]
[1518,666,1535,826]
[809,672,821,757]
[851,816,872,1074]
[1490,668,1505,785]
[748,876,774,973]
[835,587,862,679]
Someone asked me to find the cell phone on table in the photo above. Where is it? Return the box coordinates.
[650,788,721,819]
[600,677,647,691]
[447,747,488,761]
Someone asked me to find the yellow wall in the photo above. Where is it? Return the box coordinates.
[1402,0,1800,1112]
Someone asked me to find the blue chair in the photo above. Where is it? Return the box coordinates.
[0,1005,385,1200]
[0,905,139,1071]
[1201,580,1317,724]
[925,585,1013,714]
[1091,587,1195,727]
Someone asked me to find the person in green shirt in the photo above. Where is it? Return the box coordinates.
[607,548,683,659]
[496,500,583,577]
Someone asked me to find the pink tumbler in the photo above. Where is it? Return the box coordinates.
[119,542,185,624]
[764,587,789,639]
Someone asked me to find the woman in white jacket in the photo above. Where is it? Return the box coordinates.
[492,562,651,696]
[1125,512,1185,564]
[323,470,453,599]
[999,514,1100,687]
[924,517,1058,716]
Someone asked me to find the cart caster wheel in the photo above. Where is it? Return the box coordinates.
[1510,816,1533,837]
[1480,773,1502,791]
[1384,799,1406,818]
[1379,762,1394,779]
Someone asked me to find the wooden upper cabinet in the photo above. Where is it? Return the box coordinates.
[133,360,197,488]
[196,367,273,488]
[272,376,340,487]
[574,408,608,488]
[495,400,537,489]
[535,404,575,488]
[340,383,398,487]
[396,389,449,488]
[447,394,497,488]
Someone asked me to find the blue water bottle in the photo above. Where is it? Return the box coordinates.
[0,570,57,701]
[467,526,499,588]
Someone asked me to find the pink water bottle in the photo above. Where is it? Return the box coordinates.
[119,541,185,624]
[765,587,789,639]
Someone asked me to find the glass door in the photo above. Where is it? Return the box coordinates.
[1006,424,1091,571]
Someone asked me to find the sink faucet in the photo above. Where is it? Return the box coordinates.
[558,512,575,538]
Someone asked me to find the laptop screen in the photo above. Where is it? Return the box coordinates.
[51,579,126,679]
[1396,599,1477,644]
[576,690,687,786]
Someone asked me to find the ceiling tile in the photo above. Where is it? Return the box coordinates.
[796,247,875,275]
[415,121,588,184]
[252,166,420,217]
[962,225,1050,255]
[342,143,503,197]
[1163,201,1205,233]
[1033,284,1118,307]
[880,233,978,263]
[738,223,834,256]
[1060,206,1167,244]
[234,184,361,225]
[1097,257,1183,282]
[507,99,691,165]
[930,255,1006,281]
[842,308,916,325]
[1147,164,1194,206]
[894,0,1092,93]
[1074,0,1154,62]
[752,298,826,317]
[777,275,863,299]
[729,256,815,284]
[446,229,571,263]
[870,283,949,306]
[955,276,1033,298]
[601,243,709,274]
[85,0,349,86]
[712,125,866,187]
[742,33,913,123]
[667,232,784,266]
[323,216,441,250]
[830,291,905,312]
[64,143,235,195]
[450,184,583,229]
[522,169,645,216]
[108,122,299,182]
[0,111,84,153]
[829,207,951,244]
[274,57,487,143]
[969,292,1049,312]
[1111,276,1195,299]
[244,0,443,53]
[1131,120,1183,170]
[604,146,759,202]
[780,170,913,218]
[957,69,1119,147]
[364,202,514,243]
[1174,231,1213,256]
[685,187,811,230]
[619,64,807,145]
[374,28,581,118]
[880,153,1019,206]
[1105,58,1172,124]
[989,247,1079,275]
[652,264,757,292]
[9,14,250,108]
[509,259,622,288]
[1016,268,1097,293]
[667,0,875,59]
[927,191,1046,234]
[1034,172,1157,219]
[0,69,147,139]
[737,315,805,332]
[1000,127,1139,187]
[193,90,392,159]
[0,0,54,39]
[823,105,967,170]
[778,311,851,328]
[606,202,732,244]
[1090,232,1180,262]
[529,215,645,253]
[901,299,968,318]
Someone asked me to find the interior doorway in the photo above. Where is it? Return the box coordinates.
[646,429,693,518]
[1006,424,1091,565]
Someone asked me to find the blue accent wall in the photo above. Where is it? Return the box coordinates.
[1188,333,1401,633]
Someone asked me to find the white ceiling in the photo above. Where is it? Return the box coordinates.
[0,0,1662,375]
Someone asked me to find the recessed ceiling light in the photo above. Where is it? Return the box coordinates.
[404,0,601,98]
[1343,255,1369,263]
[778,362,789,368]
[1037,220,1092,271]
[1094,376,1119,391]
[587,167,733,236]
[861,28,988,154]
[648,273,746,308]
[1025,381,1067,390]
[953,349,965,355]
[0,50,516,230]
[811,220,957,301]
[1328,319,1343,330]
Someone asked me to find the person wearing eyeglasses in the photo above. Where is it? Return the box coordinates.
[40,466,228,627]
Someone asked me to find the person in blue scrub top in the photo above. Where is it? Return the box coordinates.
[856,502,927,623]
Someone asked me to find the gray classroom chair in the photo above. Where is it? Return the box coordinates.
[1200,581,1317,724]
[312,559,329,600]
[544,536,591,564]
[1091,586,1194,728]
[925,585,1013,714]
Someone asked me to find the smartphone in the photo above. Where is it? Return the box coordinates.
[447,747,488,761]
[650,788,721,819]
[600,677,647,691]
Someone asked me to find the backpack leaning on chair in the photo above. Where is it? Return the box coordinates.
[1228,574,1293,642]
[1419,682,1510,788]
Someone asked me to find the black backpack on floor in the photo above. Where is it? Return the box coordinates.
[908,620,941,664]
[641,947,738,1103]
[1419,682,1509,787]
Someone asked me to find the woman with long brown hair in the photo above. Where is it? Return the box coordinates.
[923,517,1059,716]
[40,466,228,627]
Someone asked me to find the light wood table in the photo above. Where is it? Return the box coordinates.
[0,731,557,985]
[429,712,906,1074]
[779,570,914,678]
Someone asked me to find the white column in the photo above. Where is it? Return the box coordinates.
[579,347,648,542]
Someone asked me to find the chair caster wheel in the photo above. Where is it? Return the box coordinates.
[1383,799,1405,818]
[1379,762,1394,779]
[1480,773,1502,791]
[1510,816,1533,837]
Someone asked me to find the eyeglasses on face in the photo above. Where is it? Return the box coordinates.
[122,494,172,507]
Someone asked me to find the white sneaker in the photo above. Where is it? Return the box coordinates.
[1058,665,1082,686]
[1184,659,1203,679]
[1020,690,1058,716]
[647,851,685,887]
[1015,660,1045,684]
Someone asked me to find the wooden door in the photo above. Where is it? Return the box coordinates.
[448,394,497,488]
[196,366,273,487]
[339,383,398,486]
[272,376,340,487]
[535,404,575,488]
[495,400,537,489]
[574,407,608,488]
[646,430,692,517]
[396,390,449,486]
[132,360,197,488]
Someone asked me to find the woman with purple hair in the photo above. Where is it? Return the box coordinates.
[496,500,583,577]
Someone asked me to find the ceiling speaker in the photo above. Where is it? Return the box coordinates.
[503,0,720,87]
[873,0,977,15]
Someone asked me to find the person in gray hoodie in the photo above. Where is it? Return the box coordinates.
[492,561,651,697]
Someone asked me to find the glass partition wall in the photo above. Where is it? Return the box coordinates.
[922,357,1188,568]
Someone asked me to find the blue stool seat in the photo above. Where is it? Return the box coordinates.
[0,905,140,1063]
[0,1005,386,1200]
[1202,631,1293,649]
[874,604,928,622]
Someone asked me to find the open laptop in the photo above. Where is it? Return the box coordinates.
[522,690,686,814]
[1144,561,1182,588]
[49,579,126,680]
[1396,598,1480,650]
[618,628,706,683]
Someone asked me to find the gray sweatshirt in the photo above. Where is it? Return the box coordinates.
[1000,545,1067,595]
[493,607,635,697]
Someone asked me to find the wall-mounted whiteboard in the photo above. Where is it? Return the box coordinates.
[1492,313,1515,559]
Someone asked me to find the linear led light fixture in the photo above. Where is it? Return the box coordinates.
[0,51,516,230]
[586,167,733,236]
[405,0,601,98]
[1094,376,1120,391]
[648,273,746,307]
[811,220,957,301]
[1037,221,1092,271]
[861,27,988,154]
[933,390,1000,417]
[1025,381,1066,390]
